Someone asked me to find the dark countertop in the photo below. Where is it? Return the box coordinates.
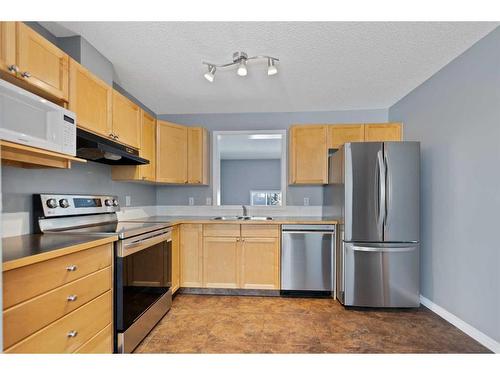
[2,233,117,271]
[124,216,340,225]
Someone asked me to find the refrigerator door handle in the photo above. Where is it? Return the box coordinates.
[351,245,416,253]
[376,150,386,236]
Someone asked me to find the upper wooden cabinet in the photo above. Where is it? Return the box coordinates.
[69,59,112,138]
[364,122,402,141]
[187,127,209,185]
[289,125,328,184]
[112,90,141,149]
[327,124,364,149]
[111,110,156,182]
[0,22,69,103]
[16,23,69,102]
[157,121,188,184]
[0,22,16,75]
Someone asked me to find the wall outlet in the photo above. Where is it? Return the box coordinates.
[188,197,194,206]
[206,197,212,206]
[125,196,131,207]
[303,197,310,206]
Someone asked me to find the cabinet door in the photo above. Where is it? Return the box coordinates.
[16,22,69,101]
[289,125,328,184]
[327,124,364,149]
[139,111,156,181]
[0,22,16,74]
[364,123,402,142]
[157,121,188,183]
[112,90,141,149]
[180,224,203,287]
[203,237,240,289]
[187,127,209,184]
[171,225,180,293]
[69,59,112,138]
[240,237,280,290]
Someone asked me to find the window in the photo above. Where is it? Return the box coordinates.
[250,190,282,206]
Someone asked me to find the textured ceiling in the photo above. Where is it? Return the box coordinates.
[41,22,498,115]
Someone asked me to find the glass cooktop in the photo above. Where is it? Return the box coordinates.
[49,221,170,239]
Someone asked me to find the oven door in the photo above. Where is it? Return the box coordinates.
[115,227,172,352]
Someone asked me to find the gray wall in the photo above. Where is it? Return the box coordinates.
[221,159,281,205]
[156,109,388,206]
[389,27,500,343]
[2,162,156,232]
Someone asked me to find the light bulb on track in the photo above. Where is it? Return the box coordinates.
[237,60,247,76]
[267,58,278,76]
[204,65,216,82]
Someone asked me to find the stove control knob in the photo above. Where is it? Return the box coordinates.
[59,199,70,208]
[112,199,119,207]
[46,198,58,208]
[105,199,113,207]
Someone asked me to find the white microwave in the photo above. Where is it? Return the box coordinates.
[0,79,76,156]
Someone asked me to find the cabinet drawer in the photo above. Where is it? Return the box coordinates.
[5,291,112,353]
[3,267,111,349]
[241,224,280,238]
[203,224,240,237]
[74,323,112,354]
[3,243,112,309]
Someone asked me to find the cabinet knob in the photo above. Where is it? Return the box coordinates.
[21,71,31,78]
[67,330,78,338]
[67,294,78,302]
[7,64,19,73]
[66,265,78,272]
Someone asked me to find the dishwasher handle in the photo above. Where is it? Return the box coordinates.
[282,231,335,235]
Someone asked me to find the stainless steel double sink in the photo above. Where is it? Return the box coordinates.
[211,216,273,221]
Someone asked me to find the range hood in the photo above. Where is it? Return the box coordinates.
[76,128,149,165]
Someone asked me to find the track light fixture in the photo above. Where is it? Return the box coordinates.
[203,51,279,82]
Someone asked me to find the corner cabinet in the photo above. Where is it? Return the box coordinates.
[0,22,69,103]
[289,122,403,185]
[289,125,328,184]
[69,59,112,139]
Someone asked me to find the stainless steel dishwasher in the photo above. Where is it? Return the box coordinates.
[281,224,336,296]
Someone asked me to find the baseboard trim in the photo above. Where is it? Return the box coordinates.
[420,295,500,353]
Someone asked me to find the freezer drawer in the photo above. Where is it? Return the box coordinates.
[342,242,420,307]
[281,227,335,292]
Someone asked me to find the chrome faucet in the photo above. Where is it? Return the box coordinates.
[242,205,248,217]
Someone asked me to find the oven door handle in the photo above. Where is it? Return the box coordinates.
[118,230,172,257]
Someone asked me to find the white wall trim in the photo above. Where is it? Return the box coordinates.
[420,295,500,353]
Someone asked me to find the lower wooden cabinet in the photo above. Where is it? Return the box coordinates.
[2,241,114,353]
[171,225,180,293]
[240,237,280,290]
[179,224,203,287]
[179,223,280,291]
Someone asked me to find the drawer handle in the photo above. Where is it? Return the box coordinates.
[21,71,31,78]
[67,294,78,302]
[67,330,78,338]
[66,265,78,272]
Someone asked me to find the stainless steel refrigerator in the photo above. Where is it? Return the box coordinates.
[324,142,420,308]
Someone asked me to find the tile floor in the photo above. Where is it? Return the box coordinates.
[134,294,490,354]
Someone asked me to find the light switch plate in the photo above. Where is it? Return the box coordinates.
[304,197,310,206]
[188,197,194,206]
[206,197,212,206]
[125,196,131,207]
